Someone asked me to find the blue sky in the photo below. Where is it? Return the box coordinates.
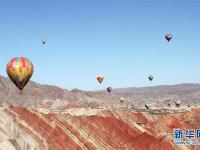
[0,0,199,90]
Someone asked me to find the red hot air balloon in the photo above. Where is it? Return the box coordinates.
[6,57,34,95]
[97,75,104,84]
[165,34,172,42]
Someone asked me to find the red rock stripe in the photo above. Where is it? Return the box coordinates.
[51,114,96,150]
[9,107,82,150]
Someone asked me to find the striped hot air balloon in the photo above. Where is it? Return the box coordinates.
[6,57,34,95]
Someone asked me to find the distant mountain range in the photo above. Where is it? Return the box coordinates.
[0,75,200,107]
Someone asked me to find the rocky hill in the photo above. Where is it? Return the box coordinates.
[0,75,200,107]
[0,75,200,149]
[0,106,199,150]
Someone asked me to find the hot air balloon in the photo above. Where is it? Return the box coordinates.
[145,104,150,110]
[148,75,153,82]
[119,97,125,103]
[6,57,34,95]
[107,87,112,93]
[97,75,104,84]
[165,34,172,42]
[42,40,46,45]
[175,100,181,107]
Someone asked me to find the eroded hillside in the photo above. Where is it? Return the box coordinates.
[0,106,200,150]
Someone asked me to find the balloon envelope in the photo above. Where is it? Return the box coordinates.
[119,97,125,103]
[165,34,172,41]
[175,100,181,107]
[148,75,153,81]
[42,40,46,44]
[107,87,112,93]
[97,75,104,84]
[145,104,150,110]
[6,57,34,92]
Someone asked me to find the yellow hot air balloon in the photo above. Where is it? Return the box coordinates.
[6,57,34,95]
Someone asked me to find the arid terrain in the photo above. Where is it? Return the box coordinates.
[0,105,200,150]
[0,75,200,150]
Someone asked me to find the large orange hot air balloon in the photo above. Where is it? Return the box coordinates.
[6,57,34,95]
[97,75,104,84]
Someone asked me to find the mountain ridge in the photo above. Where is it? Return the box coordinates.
[0,75,200,106]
